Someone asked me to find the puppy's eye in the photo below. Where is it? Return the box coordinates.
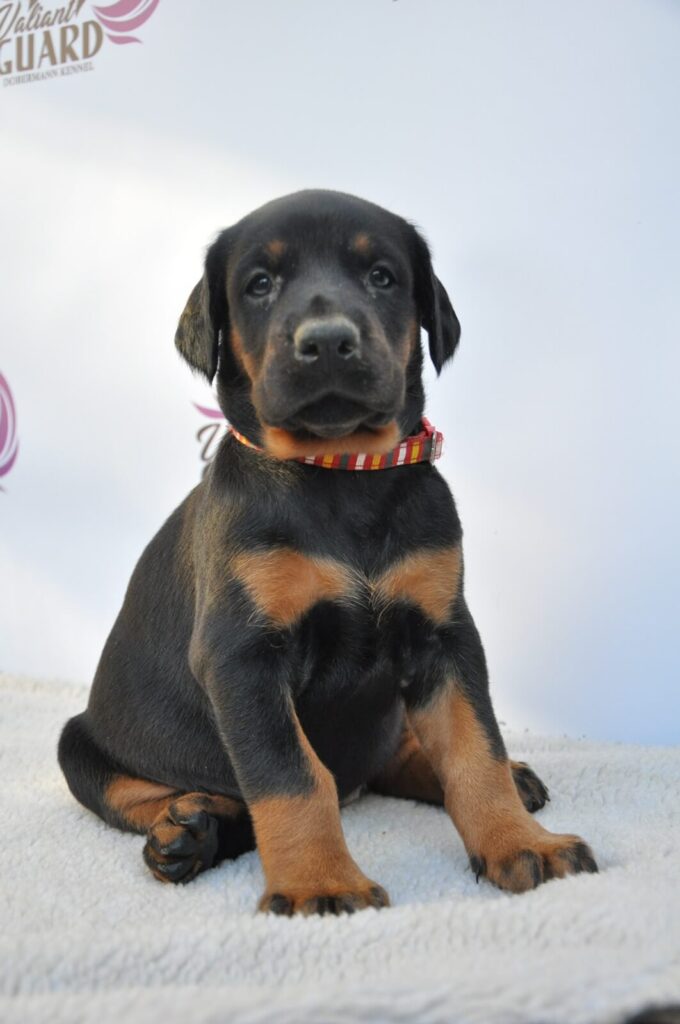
[246,273,273,297]
[368,265,395,289]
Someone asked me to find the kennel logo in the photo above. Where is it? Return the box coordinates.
[0,373,19,492]
[1,0,160,87]
[194,402,227,475]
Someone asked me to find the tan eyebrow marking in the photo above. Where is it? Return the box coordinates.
[352,232,372,255]
[265,239,286,259]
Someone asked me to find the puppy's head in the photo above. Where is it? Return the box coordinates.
[176,190,460,458]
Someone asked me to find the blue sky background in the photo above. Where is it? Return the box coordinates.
[1,0,679,743]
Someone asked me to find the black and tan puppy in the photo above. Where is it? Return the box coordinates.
[58,190,597,915]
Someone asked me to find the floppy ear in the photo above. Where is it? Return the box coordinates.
[410,228,461,375]
[174,231,230,382]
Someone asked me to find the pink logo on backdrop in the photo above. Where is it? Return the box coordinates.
[0,373,19,491]
[92,0,160,45]
[194,402,227,473]
[1,0,162,89]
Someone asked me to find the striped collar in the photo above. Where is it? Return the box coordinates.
[229,417,444,470]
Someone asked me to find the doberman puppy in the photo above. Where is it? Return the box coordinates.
[58,190,597,915]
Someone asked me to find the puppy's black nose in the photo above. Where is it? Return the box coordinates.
[293,317,361,365]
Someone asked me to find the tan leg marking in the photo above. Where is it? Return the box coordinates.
[231,548,357,628]
[149,793,242,843]
[370,731,547,812]
[105,776,241,833]
[409,687,597,892]
[370,718,444,804]
[105,777,181,832]
[373,546,462,625]
[250,711,388,914]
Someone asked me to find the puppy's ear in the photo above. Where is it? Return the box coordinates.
[410,227,461,375]
[175,231,230,382]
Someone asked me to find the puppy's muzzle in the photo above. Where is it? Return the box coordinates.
[293,316,361,368]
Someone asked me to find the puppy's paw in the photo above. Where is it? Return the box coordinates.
[259,882,390,917]
[510,760,550,813]
[470,834,597,893]
[143,799,219,884]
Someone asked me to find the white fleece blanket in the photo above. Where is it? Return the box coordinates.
[1,673,679,1024]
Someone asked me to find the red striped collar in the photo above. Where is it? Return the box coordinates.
[229,417,443,470]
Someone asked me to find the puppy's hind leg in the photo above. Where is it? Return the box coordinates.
[58,713,254,883]
[139,790,254,884]
[368,716,550,814]
[368,718,444,804]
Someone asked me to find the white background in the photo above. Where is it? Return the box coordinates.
[2,0,678,744]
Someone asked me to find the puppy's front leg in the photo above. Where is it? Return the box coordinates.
[407,601,598,891]
[190,595,388,916]
[249,707,388,916]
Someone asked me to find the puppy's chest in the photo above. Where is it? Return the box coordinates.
[233,543,461,691]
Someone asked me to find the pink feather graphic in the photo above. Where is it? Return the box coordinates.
[92,0,160,45]
[0,373,19,487]
[193,402,225,421]
[193,402,227,471]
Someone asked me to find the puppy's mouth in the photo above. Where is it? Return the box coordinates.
[259,393,402,459]
[271,394,394,439]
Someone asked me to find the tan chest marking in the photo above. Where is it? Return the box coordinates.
[231,549,356,628]
[373,546,462,625]
[231,544,461,628]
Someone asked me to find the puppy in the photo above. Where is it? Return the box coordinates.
[58,190,597,915]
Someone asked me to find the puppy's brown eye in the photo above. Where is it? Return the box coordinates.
[246,273,273,297]
[369,266,395,289]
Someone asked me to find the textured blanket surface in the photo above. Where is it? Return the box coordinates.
[1,673,679,1024]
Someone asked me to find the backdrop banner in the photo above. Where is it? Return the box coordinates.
[1,0,678,745]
